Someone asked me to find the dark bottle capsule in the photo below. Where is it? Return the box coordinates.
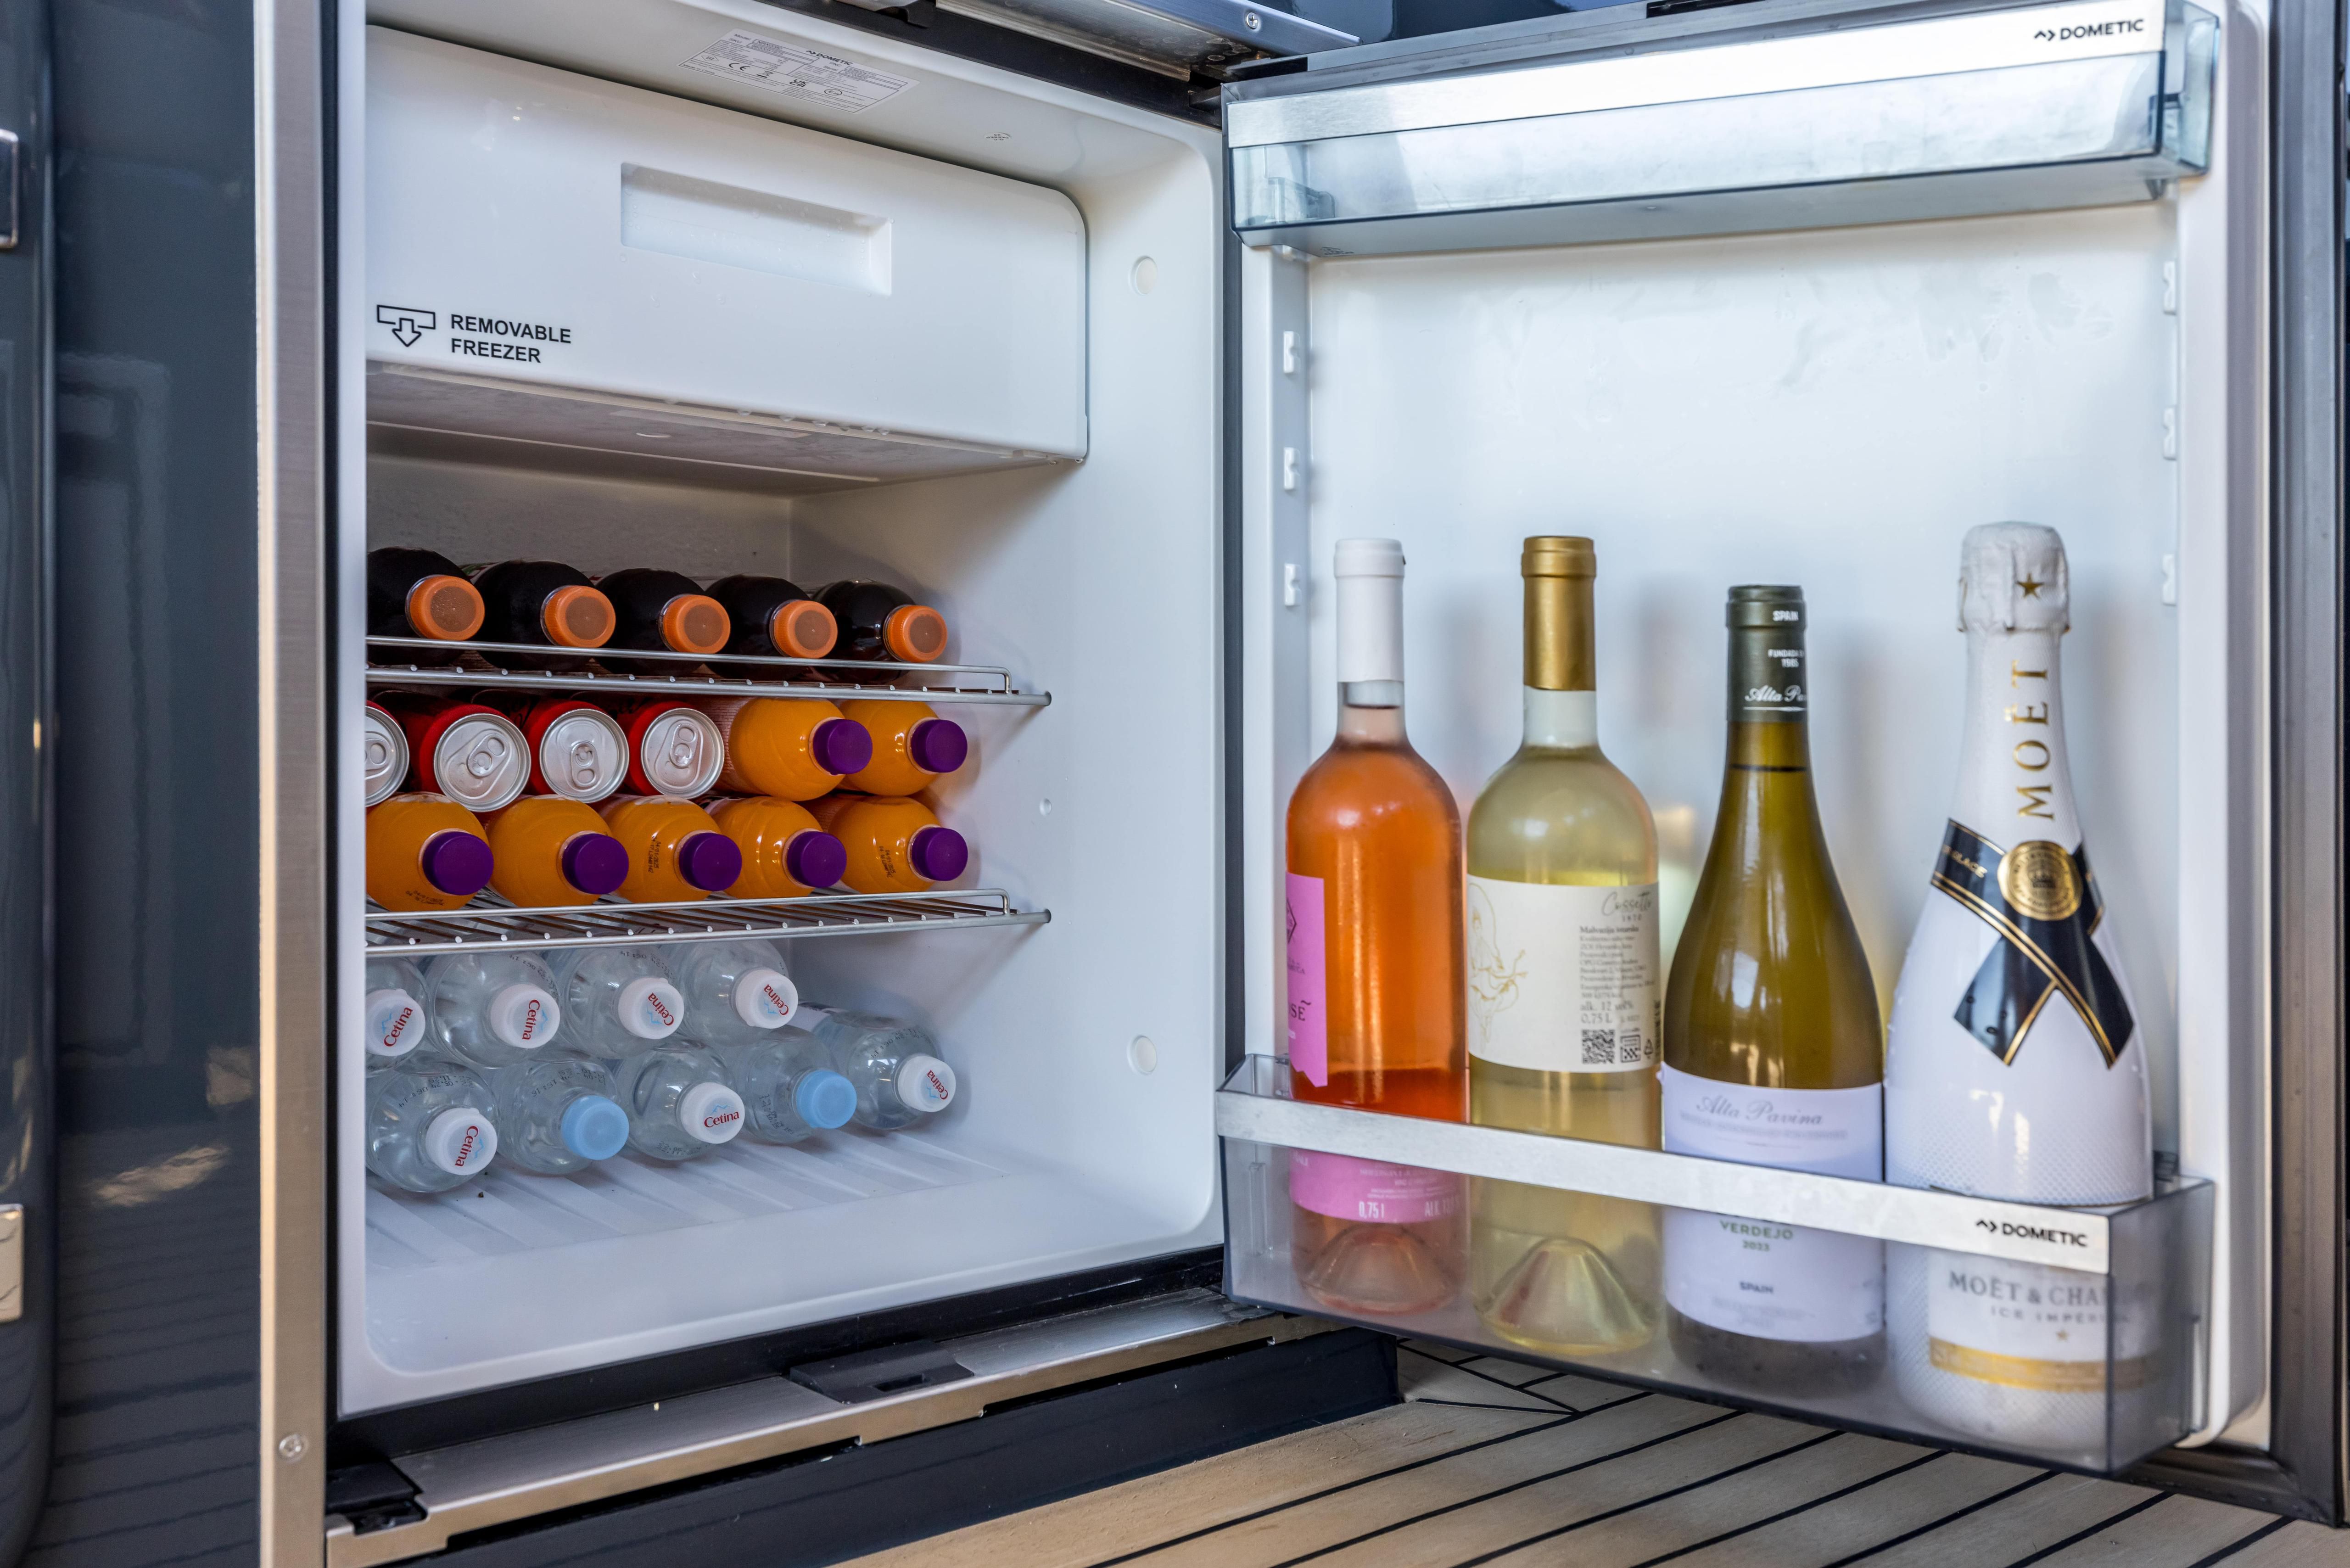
[814,580,948,685]
[599,568,732,676]
[708,574,838,680]
[470,560,618,672]
[368,547,485,665]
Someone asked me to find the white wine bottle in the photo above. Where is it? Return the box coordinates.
[1885,523,2151,1448]
[1662,586,1885,1394]
[1467,537,1661,1355]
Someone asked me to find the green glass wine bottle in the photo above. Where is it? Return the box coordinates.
[1467,537,1662,1355]
[1661,585,1885,1394]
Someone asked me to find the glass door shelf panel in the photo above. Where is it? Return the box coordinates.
[1226,0,2218,256]
[1216,1057,2211,1473]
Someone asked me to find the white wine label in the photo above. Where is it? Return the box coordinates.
[1658,1066,1883,1179]
[1663,1209,1885,1343]
[1660,1067,1885,1342]
[1466,878,1660,1074]
[1922,1249,2153,1392]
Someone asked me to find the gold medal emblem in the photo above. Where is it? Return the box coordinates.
[1998,840,2081,921]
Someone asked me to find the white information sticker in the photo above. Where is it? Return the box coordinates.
[1923,1249,2153,1391]
[1466,878,1659,1074]
[681,32,916,114]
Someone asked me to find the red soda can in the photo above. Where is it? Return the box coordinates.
[375,692,531,814]
[608,698,726,798]
[474,690,631,803]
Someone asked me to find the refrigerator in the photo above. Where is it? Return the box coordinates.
[0,0,2340,1559]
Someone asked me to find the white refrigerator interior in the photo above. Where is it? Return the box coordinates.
[340,0,1225,1414]
[341,0,2268,1457]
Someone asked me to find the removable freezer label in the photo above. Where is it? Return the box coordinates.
[682,32,915,115]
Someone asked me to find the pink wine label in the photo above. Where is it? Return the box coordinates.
[1286,872,1328,1087]
[1289,1150,1463,1223]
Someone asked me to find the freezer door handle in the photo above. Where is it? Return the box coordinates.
[0,1206,20,1323]
[0,129,17,251]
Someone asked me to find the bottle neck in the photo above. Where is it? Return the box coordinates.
[1953,626,2078,844]
[1337,683,1406,742]
[1336,560,1407,742]
[1523,567,1597,749]
[1722,622,1817,794]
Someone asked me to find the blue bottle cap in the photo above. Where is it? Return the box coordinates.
[561,1094,630,1161]
[795,1070,858,1131]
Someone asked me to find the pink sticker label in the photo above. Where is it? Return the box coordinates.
[1286,872,1328,1087]
[1289,1150,1462,1224]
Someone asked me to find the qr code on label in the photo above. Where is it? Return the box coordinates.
[1580,1030,1616,1065]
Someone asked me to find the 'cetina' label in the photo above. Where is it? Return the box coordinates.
[1466,878,1659,1073]
[1286,873,1328,1087]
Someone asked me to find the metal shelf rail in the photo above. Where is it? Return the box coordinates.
[366,889,1049,956]
[365,636,1051,707]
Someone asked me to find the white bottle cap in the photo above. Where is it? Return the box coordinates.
[621,977,686,1039]
[490,985,559,1050]
[896,1054,957,1114]
[424,1106,498,1174]
[732,968,797,1030]
[365,988,426,1059]
[679,1081,746,1143]
[1333,538,1405,686]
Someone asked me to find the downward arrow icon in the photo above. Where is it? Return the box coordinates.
[375,303,436,348]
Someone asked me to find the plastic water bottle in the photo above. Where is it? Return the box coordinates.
[804,1008,957,1131]
[424,951,562,1069]
[364,956,434,1067]
[617,1045,745,1160]
[547,946,686,1058]
[714,1028,856,1145]
[671,938,799,1049]
[365,1059,500,1193]
[484,1054,631,1176]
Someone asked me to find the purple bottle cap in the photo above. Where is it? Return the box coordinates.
[811,717,874,778]
[783,829,848,890]
[420,830,494,897]
[907,717,969,777]
[908,824,968,884]
[560,832,630,897]
[677,830,744,894]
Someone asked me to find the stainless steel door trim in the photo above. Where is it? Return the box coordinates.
[0,129,18,251]
[257,0,330,1555]
[323,1292,1334,1568]
[0,1205,23,1324]
[1217,1061,2171,1272]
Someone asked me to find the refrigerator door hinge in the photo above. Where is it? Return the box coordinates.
[325,1460,426,1535]
[789,1338,974,1403]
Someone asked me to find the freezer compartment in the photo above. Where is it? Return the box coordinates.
[1228,0,2217,257]
[1218,1058,2213,1474]
[366,27,1088,488]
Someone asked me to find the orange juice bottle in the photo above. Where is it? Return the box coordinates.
[841,702,969,796]
[709,798,849,898]
[809,795,968,894]
[482,796,631,908]
[701,697,873,801]
[367,794,495,912]
[599,795,744,902]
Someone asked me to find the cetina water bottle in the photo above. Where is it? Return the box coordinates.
[1884,524,2152,1450]
[802,1007,957,1130]
[617,1046,746,1160]
[715,1029,858,1145]
[365,1060,500,1193]
[546,946,686,1058]
[485,1054,631,1176]
[424,951,562,1070]
[670,938,799,1049]
[363,956,434,1068]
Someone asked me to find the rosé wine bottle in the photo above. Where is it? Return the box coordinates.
[1283,538,1468,1316]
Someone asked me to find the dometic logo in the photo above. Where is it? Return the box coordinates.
[703,1109,743,1130]
[379,1004,419,1053]
[2034,16,2143,39]
[375,303,436,347]
[1975,1216,2091,1248]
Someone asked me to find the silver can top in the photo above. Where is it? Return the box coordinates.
[363,705,410,807]
[429,710,531,813]
[535,705,629,804]
[635,706,725,798]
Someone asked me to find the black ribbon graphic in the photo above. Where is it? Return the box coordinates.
[1930,821,2135,1066]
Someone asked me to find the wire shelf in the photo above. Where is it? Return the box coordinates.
[365,889,1050,955]
[364,637,1050,707]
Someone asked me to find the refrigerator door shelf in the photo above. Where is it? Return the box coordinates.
[326,1291,1331,1568]
[1219,1056,2213,1474]
[364,638,1051,707]
[364,888,1047,958]
[1226,0,2218,257]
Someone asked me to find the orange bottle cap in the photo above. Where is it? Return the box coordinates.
[542,585,616,648]
[771,599,839,660]
[662,594,730,655]
[884,604,948,664]
[407,575,486,641]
